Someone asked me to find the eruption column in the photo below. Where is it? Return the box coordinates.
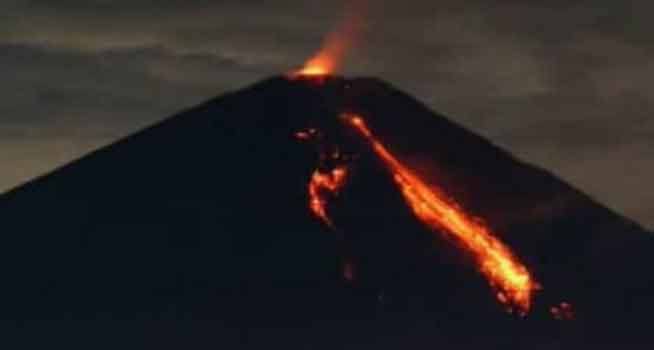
[292,1,366,77]
[342,113,540,314]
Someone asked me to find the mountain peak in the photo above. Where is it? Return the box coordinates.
[2,76,652,348]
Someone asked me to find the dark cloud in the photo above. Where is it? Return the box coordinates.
[0,0,652,228]
[0,43,253,131]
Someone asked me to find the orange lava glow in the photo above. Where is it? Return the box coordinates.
[343,113,540,314]
[297,59,332,77]
[293,2,366,77]
[308,166,349,227]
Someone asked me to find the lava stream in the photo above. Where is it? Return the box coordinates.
[308,166,349,227]
[342,113,540,314]
[295,128,350,227]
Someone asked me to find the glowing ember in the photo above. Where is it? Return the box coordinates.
[308,166,349,227]
[342,113,540,314]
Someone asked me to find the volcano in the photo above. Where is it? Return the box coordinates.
[1,76,653,349]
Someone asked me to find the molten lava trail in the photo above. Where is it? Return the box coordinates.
[295,129,350,228]
[342,113,540,314]
[308,166,349,227]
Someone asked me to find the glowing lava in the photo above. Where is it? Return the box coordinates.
[295,128,350,227]
[308,166,349,227]
[342,113,540,314]
[298,57,332,77]
[293,1,366,77]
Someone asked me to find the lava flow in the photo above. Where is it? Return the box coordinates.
[296,129,350,227]
[342,113,540,314]
[308,166,349,227]
[292,0,539,315]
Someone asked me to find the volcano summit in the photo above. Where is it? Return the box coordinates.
[1,76,653,349]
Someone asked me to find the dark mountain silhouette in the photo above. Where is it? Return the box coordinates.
[1,76,652,349]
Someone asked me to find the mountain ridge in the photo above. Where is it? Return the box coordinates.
[3,75,645,234]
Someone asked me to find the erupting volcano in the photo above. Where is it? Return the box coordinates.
[2,15,654,345]
[2,1,653,348]
[2,73,653,348]
[286,3,551,316]
[290,12,541,312]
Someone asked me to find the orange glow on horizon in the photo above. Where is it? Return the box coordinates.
[343,113,540,314]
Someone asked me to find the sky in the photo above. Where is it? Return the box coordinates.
[1,0,652,229]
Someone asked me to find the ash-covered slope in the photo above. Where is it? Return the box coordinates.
[1,76,652,349]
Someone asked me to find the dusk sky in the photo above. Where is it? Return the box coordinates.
[1,0,652,228]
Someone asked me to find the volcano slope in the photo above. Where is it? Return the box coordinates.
[1,76,653,349]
